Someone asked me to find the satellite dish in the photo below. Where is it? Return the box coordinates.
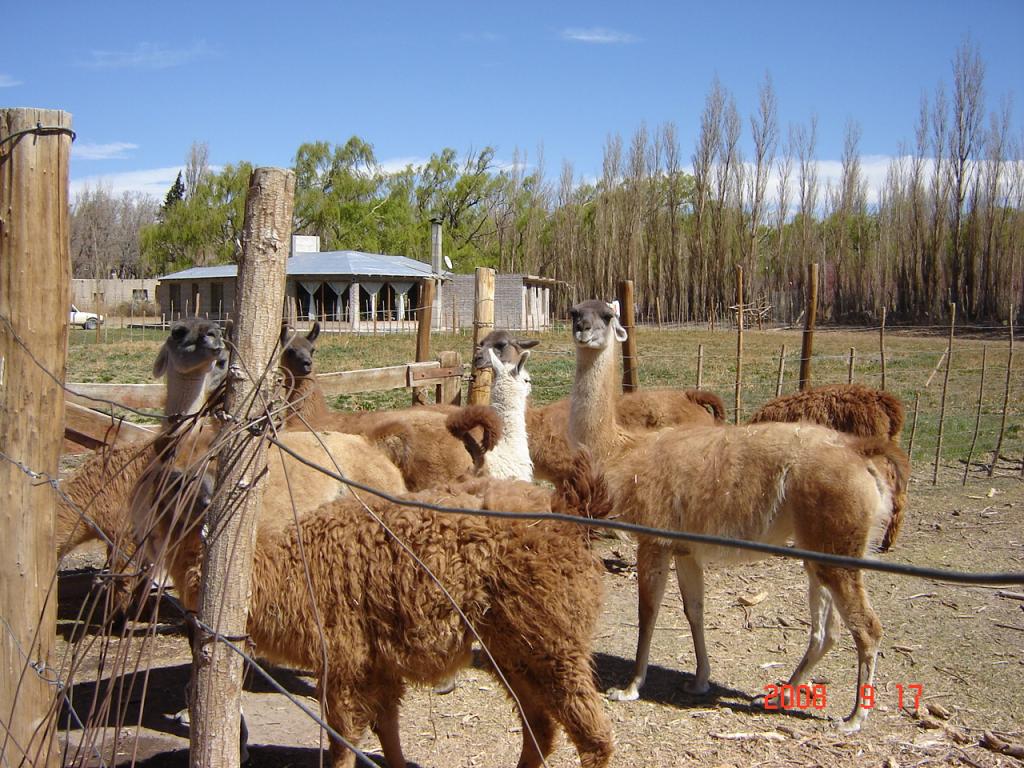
[443,255,453,270]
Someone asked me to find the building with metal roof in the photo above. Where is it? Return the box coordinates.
[156,233,560,331]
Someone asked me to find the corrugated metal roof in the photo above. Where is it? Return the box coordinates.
[159,251,443,281]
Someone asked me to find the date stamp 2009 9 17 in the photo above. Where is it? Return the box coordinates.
[762,683,924,711]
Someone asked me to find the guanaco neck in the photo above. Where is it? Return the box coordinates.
[285,374,331,427]
[163,368,213,427]
[569,340,625,461]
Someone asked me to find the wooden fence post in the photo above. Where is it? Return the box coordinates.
[798,262,818,390]
[0,107,73,768]
[734,266,744,423]
[775,345,787,397]
[879,306,887,390]
[932,303,956,485]
[189,168,294,768]
[437,350,462,405]
[413,278,436,405]
[618,280,639,392]
[468,268,496,405]
[848,347,856,384]
[963,344,987,485]
[907,392,921,462]
[696,344,704,390]
[989,307,1015,477]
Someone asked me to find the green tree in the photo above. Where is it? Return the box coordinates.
[161,171,186,218]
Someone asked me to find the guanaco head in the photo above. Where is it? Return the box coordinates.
[473,329,539,370]
[153,318,226,380]
[280,322,321,380]
[569,300,627,350]
[487,346,532,400]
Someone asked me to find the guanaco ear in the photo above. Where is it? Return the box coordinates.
[515,349,531,377]
[153,345,170,378]
[307,322,321,342]
[487,347,503,374]
[515,338,540,350]
[280,323,291,346]
[610,300,621,318]
[610,315,628,343]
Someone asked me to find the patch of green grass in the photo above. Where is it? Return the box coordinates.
[65,321,1022,478]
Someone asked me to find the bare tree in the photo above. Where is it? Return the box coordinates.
[184,140,211,199]
[773,127,794,315]
[791,115,819,311]
[690,79,725,319]
[745,73,779,282]
[947,39,986,316]
[70,186,159,278]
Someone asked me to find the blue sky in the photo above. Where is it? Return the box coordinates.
[4,0,1022,203]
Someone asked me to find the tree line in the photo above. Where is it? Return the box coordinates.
[72,40,1022,325]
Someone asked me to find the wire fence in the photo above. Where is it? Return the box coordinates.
[5,311,1024,767]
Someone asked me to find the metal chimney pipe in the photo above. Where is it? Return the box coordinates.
[430,216,443,330]
[430,216,442,274]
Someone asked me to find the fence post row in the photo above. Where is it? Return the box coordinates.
[189,168,295,768]
[0,107,73,768]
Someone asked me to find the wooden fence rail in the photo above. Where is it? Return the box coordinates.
[64,356,466,446]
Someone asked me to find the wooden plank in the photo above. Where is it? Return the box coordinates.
[66,382,165,410]
[64,360,465,410]
[437,351,462,405]
[317,361,448,396]
[63,400,155,449]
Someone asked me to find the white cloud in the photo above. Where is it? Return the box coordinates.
[79,41,212,70]
[70,166,184,199]
[562,27,639,44]
[73,142,139,161]
[0,74,22,87]
[376,156,429,174]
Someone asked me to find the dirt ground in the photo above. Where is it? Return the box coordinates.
[55,466,1024,768]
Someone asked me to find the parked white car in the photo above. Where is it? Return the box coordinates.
[69,304,103,330]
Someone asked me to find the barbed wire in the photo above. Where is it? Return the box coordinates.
[262,433,1023,586]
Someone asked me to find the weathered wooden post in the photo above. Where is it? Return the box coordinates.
[618,280,639,392]
[734,266,744,423]
[189,167,294,768]
[932,302,956,485]
[0,107,73,768]
[989,307,1014,477]
[412,278,435,405]
[437,350,462,405]
[848,347,856,383]
[798,262,818,390]
[907,392,921,461]
[468,267,496,405]
[963,344,987,485]
[775,344,787,397]
[696,343,704,390]
[879,306,887,390]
